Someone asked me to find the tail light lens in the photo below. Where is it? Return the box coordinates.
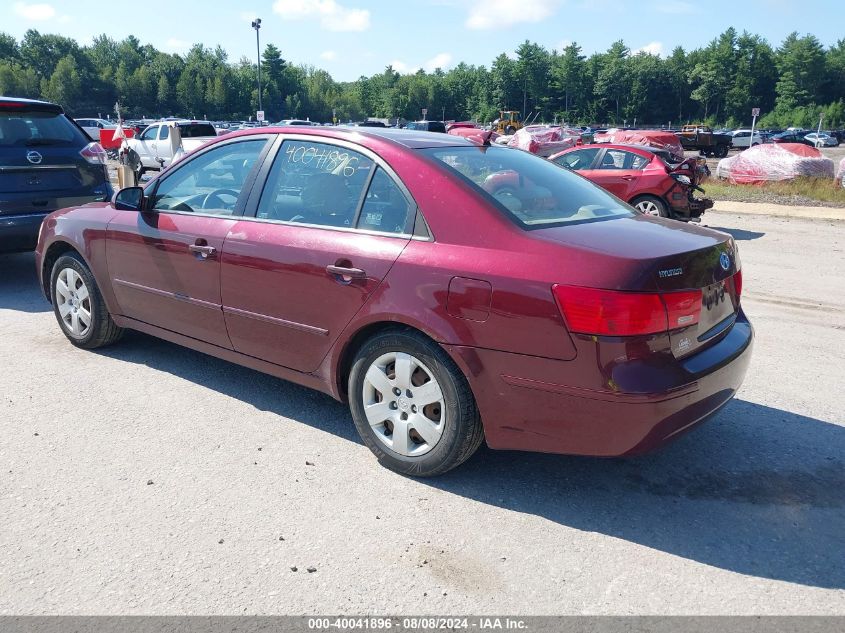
[80,142,107,164]
[552,285,703,337]
[733,270,743,300]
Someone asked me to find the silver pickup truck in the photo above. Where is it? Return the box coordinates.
[124,120,217,178]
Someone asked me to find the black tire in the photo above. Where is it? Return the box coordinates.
[50,252,123,349]
[631,194,669,218]
[348,329,484,477]
[505,125,516,135]
[715,144,729,158]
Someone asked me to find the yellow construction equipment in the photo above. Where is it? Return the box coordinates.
[495,111,523,135]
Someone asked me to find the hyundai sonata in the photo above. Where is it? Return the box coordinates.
[35,127,752,475]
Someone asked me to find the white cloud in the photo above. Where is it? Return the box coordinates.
[389,60,418,73]
[165,38,190,52]
[424,52,453,72]
[320,50,337,61]
[466,0,560,30]
[633,41,664,56]
[13,2,56,20]
[273,0,370,32]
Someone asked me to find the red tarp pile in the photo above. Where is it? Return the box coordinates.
[594,129,684,161]
[507,125,580,156]
[715,143,835,184]
[447,126,498,144]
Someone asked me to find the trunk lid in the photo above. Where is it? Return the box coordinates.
[535,214,740,356]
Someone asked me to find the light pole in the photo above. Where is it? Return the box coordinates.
[251,18,262,117]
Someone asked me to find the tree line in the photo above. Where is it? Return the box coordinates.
[1,28,843,129]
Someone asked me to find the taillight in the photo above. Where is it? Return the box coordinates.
[80,142,107,164]
[663,290,702,329]
[733,270,743,300]
[552,285,702,337]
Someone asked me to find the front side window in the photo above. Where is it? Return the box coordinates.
[256,140,375,229]
[150,139,267,215]
[140,126,158,140]
[554,148,599,170]
[424,145,633,228]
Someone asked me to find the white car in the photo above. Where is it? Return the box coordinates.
[804,132,839,147]
[75,118,115,141]
[730,129,764,149]
[124,120,218,176]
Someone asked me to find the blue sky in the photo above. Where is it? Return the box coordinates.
[5,0,844,81]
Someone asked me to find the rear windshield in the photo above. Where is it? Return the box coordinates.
[0,111,86,147]
[423,145,634,228]
[178,123,216,138]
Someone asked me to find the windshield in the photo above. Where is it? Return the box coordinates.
[423,145,634,228]
[0,111,86,147]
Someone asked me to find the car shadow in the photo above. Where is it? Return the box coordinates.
[707,226,766,241]
[97,331,845,590]
[0,252,51,313]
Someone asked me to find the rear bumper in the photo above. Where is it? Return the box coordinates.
[0,211,50,253]
[0,189,111,253]
[448,311,754,457]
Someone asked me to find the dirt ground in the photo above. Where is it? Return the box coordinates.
[2,210,844,614]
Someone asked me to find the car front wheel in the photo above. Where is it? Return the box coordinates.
[50,253,123,349]
[348,329,484,476]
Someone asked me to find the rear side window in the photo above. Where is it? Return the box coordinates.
[160,126,170,140]
[257,140,374,230]
[0,111,86,147]
[358,168,413,234]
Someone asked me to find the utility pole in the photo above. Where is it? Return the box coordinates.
[251,18,262,115]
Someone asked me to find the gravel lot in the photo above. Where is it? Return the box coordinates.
[1,210,844,615]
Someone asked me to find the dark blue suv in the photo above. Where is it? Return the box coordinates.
[1,97,112,252]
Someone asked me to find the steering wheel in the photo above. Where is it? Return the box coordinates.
[201,188,240,211]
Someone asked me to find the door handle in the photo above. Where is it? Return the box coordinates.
[326,264,367,280]
[189,244,217,258]
[621,175,636,181]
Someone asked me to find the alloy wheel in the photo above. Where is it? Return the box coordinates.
[362,351,446,457]
[55,267,92,337]
[636,199,662,216]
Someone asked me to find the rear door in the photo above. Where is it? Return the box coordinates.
[106,136,271,348]
[591,148,646,199]
[0,104,110,217]
[221,137,415,372]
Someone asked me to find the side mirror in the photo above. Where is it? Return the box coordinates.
[113,186,145,211]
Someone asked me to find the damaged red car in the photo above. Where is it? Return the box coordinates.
[35,127,752,476]
[549,143,713,222]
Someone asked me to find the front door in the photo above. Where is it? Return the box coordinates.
[221,138,415,372]
[106,137,270,348]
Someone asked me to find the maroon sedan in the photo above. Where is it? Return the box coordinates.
[35,127,752,476]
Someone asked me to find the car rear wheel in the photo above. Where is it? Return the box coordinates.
[50,253,123,349]
[348,329,483,476]
[715,144,729,158]
[632,195,669,218]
